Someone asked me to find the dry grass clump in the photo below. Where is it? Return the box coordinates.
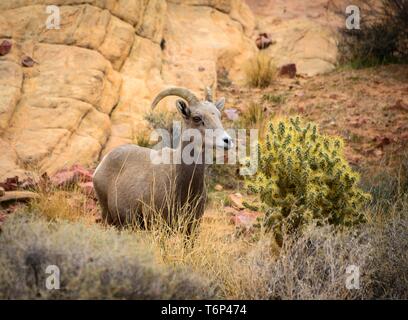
[141,165,408,299]
[151,200,407,299]
[1,161,407,299]
[134,129,153,148]
[239,102,266,131]
[361,154,408,209]
[29,187,96,223]
[259,162,408,299]
[0,212,216,299]
[1,191,407,299]
[146,110,178,141]
[131,109,179,149]
[259,207,407,299]
[245,53,277,88]
[264,224,374,299]
[262,93,287,106]
[145,208,274,299]
[368,208,408,299]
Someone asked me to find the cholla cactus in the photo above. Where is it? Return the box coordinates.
[247,117,370,245]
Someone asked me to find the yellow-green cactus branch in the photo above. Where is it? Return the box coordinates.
[246,117,371,245]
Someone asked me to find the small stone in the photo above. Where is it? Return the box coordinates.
[21,56,35,67]
[229,192,244,210]
[0,40,12,56]
[279,63,297,78]
[229,210,261,229]
[51,164,94,187]
[0,176,19,191]
[374,149,383,157]
[256,33,273,50]
[214,184,223,191]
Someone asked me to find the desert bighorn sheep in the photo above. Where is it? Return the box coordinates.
[93,87,233,233]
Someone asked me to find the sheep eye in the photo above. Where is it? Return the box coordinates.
[192,116,202,123]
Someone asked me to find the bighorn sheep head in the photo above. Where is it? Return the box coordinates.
[151,87,233,150]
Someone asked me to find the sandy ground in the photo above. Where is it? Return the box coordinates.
[220,64,408,170]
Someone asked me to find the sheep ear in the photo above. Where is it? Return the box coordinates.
[215,97,225,111]
[176,99,190,119]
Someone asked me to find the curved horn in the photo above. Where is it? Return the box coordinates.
[151,87,199,109]
[205,86,213,102]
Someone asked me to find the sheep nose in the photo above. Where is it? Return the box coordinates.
[223,136,233,149]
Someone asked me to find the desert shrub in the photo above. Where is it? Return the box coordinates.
[338,0,408,67]
[1,191,406,300]
[368,208,408,299]
[248,198,407,299]
[0,212,216,299]
[245,53,277,88]
[236,190,408,300]
[263,224,374,299]
[247,117,371,244]
[360,153,408,209]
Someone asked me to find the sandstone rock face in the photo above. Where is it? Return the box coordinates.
[0,0,256,179]
[0,0,339,179]
[262,19,338,76]
[246,0,339,76]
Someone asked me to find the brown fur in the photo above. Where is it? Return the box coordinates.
[93,88,232,233]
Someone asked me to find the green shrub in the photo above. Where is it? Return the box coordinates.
[0,212,216,299]
[246,117,371,244]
